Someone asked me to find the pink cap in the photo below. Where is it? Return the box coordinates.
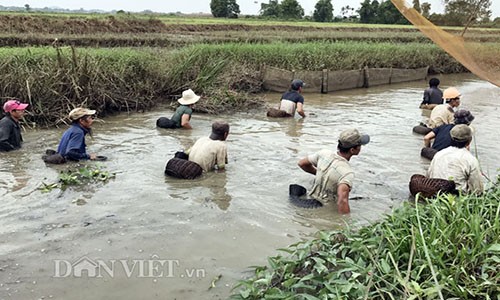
[3,100,28,113]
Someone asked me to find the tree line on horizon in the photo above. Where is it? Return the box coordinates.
[210,0,497,27]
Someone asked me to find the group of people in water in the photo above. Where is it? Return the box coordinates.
[414,78,483,195]
[0,77,485,214]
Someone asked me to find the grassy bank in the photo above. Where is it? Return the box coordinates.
[0,42,465,126]
[232,182,500,299]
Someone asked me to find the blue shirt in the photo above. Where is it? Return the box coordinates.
[280,90,304,104]
[57,123,90,161]
[432,124,454,151]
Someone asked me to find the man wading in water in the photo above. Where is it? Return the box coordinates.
[0,99,29,152]
[279,79,306,118]
[298,128,370,214]
[57,108,100,161]
[187,121,230,172]
[156,89,200,129]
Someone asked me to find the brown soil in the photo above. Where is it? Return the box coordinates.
[0,14,422,35]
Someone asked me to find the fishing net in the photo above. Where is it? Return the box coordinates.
[391,0,500,87]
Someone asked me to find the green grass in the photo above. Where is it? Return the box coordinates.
[0,42,465,125]
[232,184,500,299]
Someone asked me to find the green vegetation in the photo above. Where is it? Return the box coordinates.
[1,13,497,126]
[0,42,465,125]
[232,185,500,299]
[40,165,115,192]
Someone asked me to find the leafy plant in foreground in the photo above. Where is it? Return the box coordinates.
[232,184,500,299]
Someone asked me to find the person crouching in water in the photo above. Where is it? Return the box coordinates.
[156,89,200,129]
[419,77,443,110]
[280,79,306,118]
[186,121,229,172]
[421,109,474,160]
[427,124,483,195]
[57,108,99,161]
[0,99,29,152]
[298,128,370,214]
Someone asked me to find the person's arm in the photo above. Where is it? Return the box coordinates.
[0,124,15,151]
[423,131,436,147]
[468,163,484,195]
[296,102,305,118]
[337,183,351,214]
[215,144,227,170]
[298,157,316,175]
[422,89,430,105]
[181,114,192,129]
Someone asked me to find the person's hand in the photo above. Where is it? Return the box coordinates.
[89,153,97,160]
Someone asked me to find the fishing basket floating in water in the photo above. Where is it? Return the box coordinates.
[409,174,457,199]
[421,147,438,160]
[413,124,432,135]
[156,117,177,129]
[165,158,202,179]
[42,149,66,164]
[266,108,289,118]
[289,184,323,208]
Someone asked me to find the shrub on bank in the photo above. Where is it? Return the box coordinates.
[0,46,168,125]
[0,42,465,125]
[232,184,500,299]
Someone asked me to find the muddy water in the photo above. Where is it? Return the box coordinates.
[0,74,498,299]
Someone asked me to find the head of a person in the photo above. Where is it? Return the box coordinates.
[450,124,472,148]
[429,78,440,87]
[290,79,304,92]
[3,99,28,120]
[69,107,96,129]
[177,89,200,107]
[337,128,370,155]
[443,87,461,107]
[210,120,230,141]
[454,109,474,125]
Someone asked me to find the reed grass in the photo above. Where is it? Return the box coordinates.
[232,184,500,299]
[0,42,464,125]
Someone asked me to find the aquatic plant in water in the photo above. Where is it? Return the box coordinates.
[39,165,115,193]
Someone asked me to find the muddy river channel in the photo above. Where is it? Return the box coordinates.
[0,74,498,299]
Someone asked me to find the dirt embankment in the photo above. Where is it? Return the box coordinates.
[0,14,422,35]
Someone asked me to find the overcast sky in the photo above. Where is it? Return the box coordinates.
[1,0,499,17]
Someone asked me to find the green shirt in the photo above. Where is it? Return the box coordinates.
[171,105,193,128]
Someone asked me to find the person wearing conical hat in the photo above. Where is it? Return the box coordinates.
[156,89,200,129]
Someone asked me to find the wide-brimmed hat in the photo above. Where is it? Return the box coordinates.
[69,107,96,121]
[3,100,28,113]
[339,128,370,148]
[177,89,200,105]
